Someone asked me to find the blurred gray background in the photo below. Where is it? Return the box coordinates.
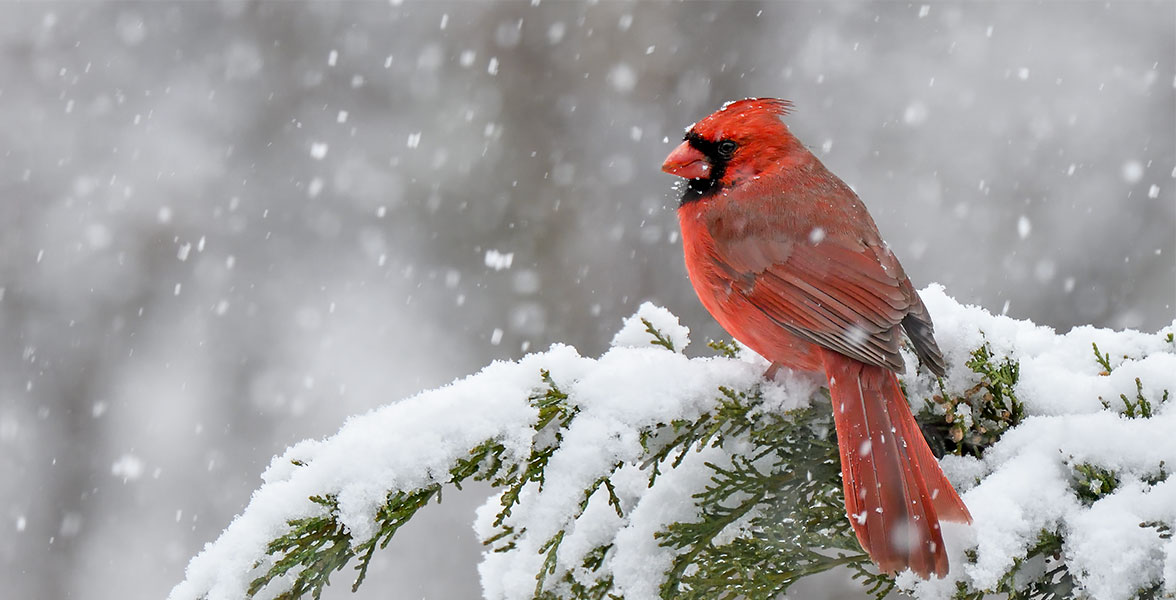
[1,2,1171,599]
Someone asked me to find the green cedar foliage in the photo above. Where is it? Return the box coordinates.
[243,328,1171,600]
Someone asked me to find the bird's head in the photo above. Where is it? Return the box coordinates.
[662,98,808,204]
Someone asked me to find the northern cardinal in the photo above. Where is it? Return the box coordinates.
[662,98,971,578]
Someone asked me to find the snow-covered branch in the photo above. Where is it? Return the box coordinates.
[170,287,1176,600]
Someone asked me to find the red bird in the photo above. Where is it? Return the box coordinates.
[662,98,971,578]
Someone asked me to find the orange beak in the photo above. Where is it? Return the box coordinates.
[661,141,711,180]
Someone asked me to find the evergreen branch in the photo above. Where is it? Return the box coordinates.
[495,370,577,528]
[237,330,1171,600]
[953,529,1073,600]
[452,438,509,488]
[563,544,616,600]
[916,340,1023,458]
[1120,377,1154,418]
[536,530,567,598]
[707,339,740,359]
[1102,376,1168,418]
[246,369,579,599]
[639,385,767,486]
[601,476,623,518]
[1142,461,1169,487]
[850,560,898,600]
[247,485,443,600]
[1140,520,1172,540]
[1092,342,1114,374]
[641,318,677,352]
[652,390,888,600]
[1072,462,1119,506]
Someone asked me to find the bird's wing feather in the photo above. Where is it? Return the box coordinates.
[713,232,930,372]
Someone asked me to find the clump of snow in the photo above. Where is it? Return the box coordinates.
[903,101,929,125]
[905,285,1176,600]
[170,290,1176,600]
[607,63,637,94]
[1122,160,1144,183]
[484,249,514,271]
[475,343,763,599]
[171,344,590,600]
[111,453,145,482]
[1017,214,1032,239]
[170,304,765,600]
[609,301,690,352]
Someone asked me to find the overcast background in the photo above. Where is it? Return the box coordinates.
[1,2,1172,599]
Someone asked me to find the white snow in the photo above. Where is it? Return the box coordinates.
[111,454,145,482]
[904,101,929,125]
[1122,160,1144,183]
[116,12,146,46]
[306,177,324,198]
[1017,214,1032,239]
[809,226,827,244]
[170,289,1176,600]
[608,63,637,94]
[906,285,1176,600]
[609,302,689,353]
[484,249,514,271]
[546,22,566,45]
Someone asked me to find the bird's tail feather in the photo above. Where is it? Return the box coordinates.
[821,349,971,578]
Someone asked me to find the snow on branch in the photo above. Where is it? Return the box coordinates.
[169,288,1176,600]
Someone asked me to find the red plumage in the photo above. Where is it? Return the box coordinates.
[663,98,971,578]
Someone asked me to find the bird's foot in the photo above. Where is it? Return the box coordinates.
[763,362,784,382]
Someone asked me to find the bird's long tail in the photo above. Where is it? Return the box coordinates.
[821,348,972,578]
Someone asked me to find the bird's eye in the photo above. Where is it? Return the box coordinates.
[716,140,737,158]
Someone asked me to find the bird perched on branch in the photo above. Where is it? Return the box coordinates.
[662,98,972,578]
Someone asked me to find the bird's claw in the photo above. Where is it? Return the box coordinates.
[763,362,783,382]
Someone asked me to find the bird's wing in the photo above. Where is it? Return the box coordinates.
[711,232,941,374]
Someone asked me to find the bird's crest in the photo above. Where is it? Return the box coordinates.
[718,97,793,117]
[691,97,795,141]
